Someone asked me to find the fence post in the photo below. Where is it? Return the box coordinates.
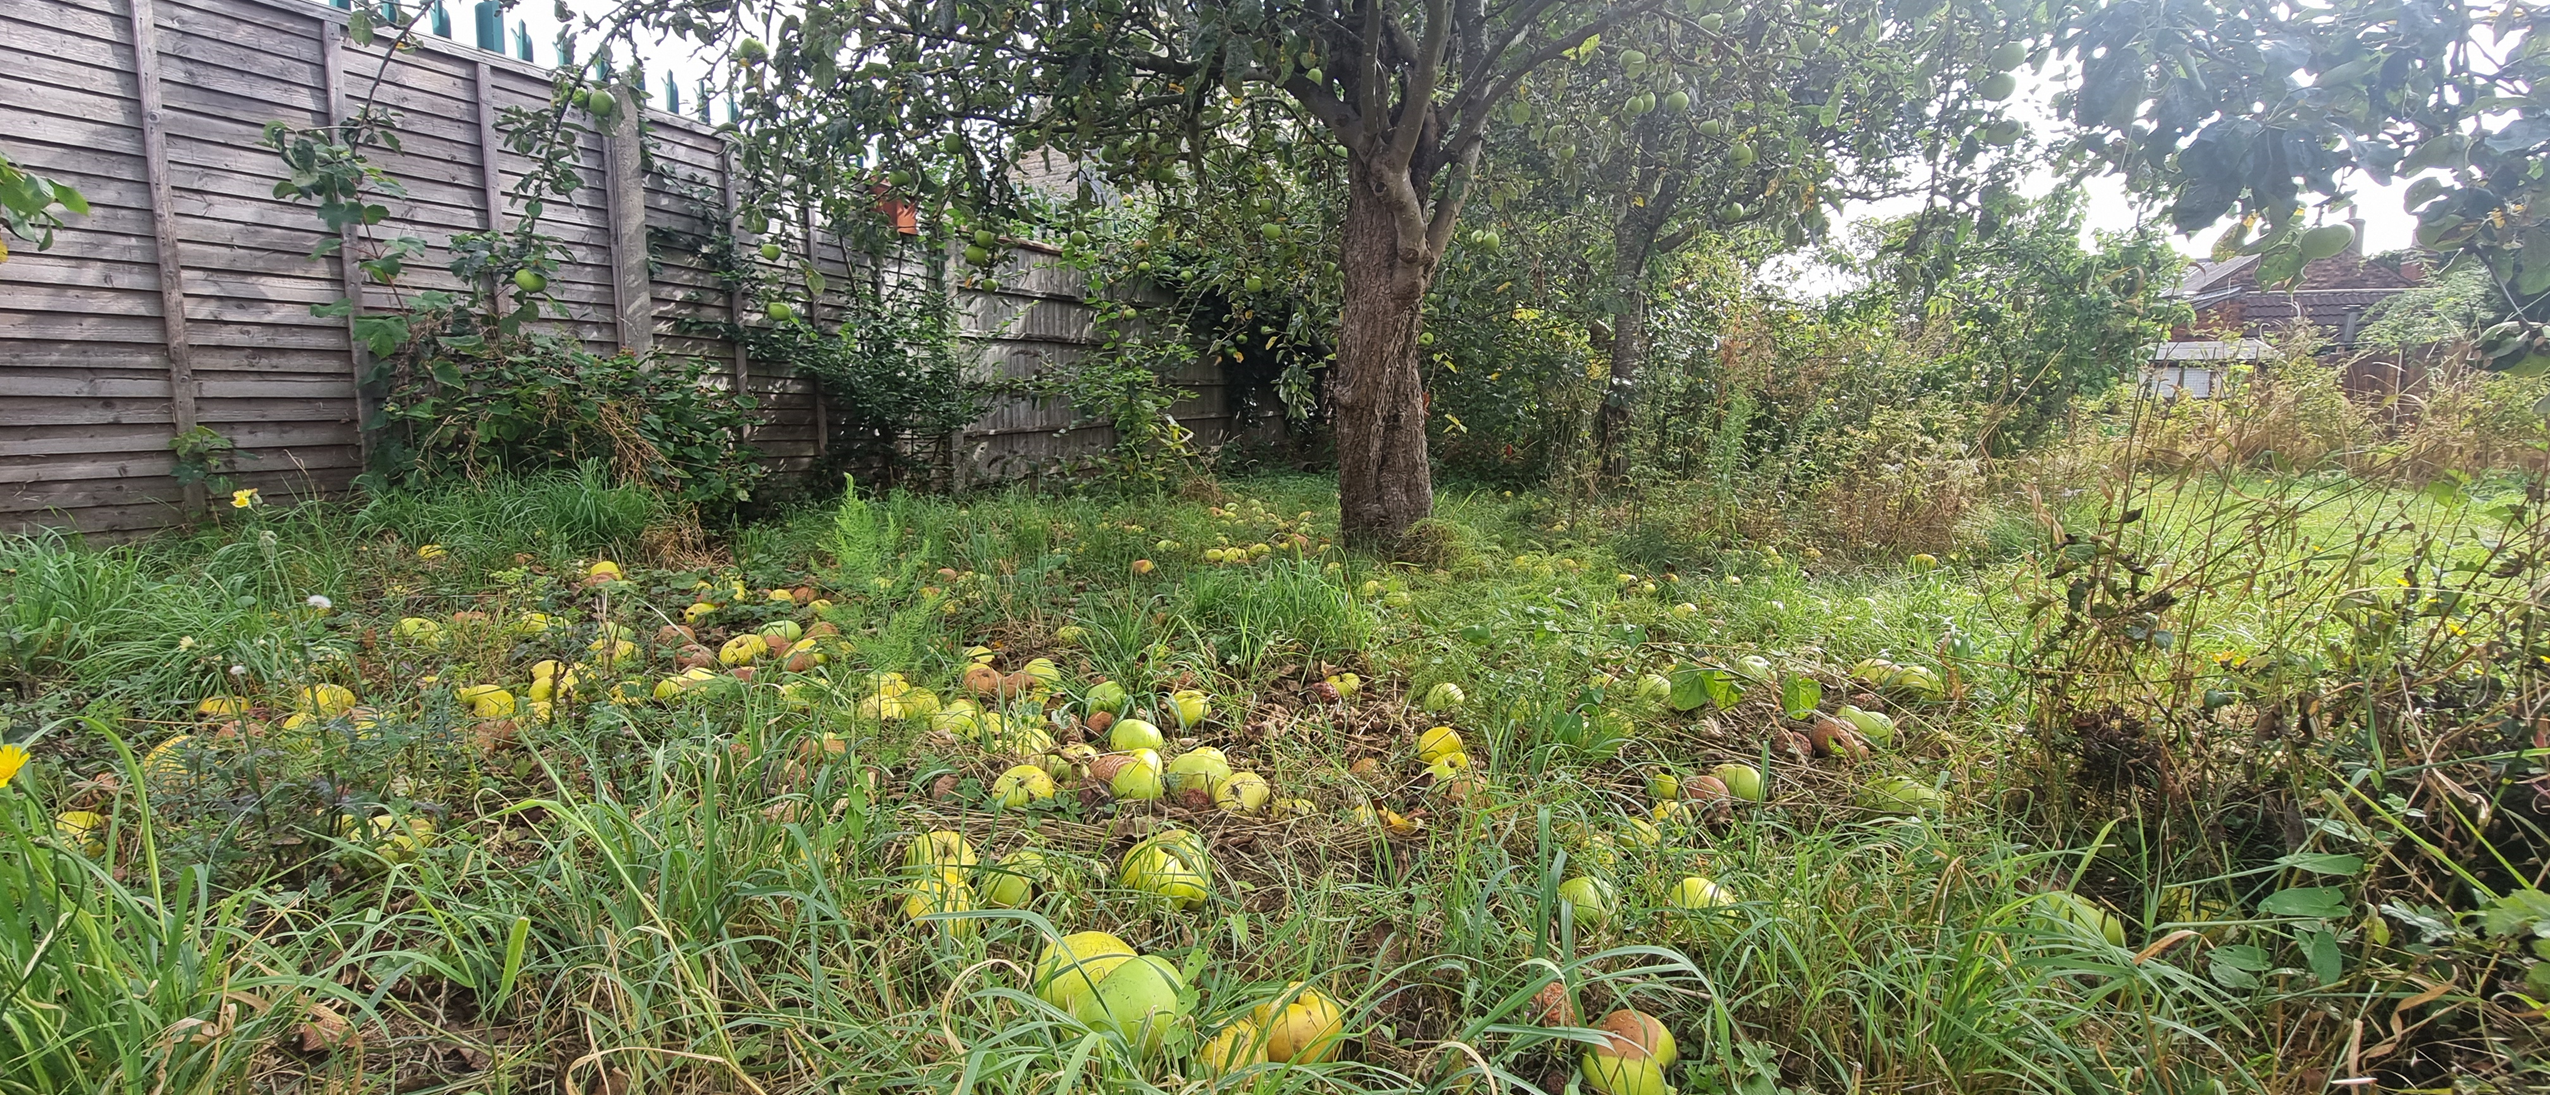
[601,80,652,355]
[127,0,203,516]
[472,60,506,314]
[717,143,749,416]
[319,19,375,463]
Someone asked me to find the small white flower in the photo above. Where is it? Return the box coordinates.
[306,595,333,611]
[229,664,249,677]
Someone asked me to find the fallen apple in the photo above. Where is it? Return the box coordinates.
[1034,931,1136,1011]
[978,848,1044,909]
[1076,954,1188,1059]
[1109,749,1166,800]
[1423,753,1470,782]
[718,634,769,667]
[1421,682,1466,712]
[2039,891,2127,946]
[1164,747,1232,793]
[1557,876,1616,928]
[1416,725,1464,764]
[1667,875,1735,909]
[993,764,1058,808]
[1109,718,1166,753]
[905,829,979,872]
[1838,704,1897,747]
[1212,770,1271,813]
[1250,982,1347,1063]
[1861,775,1944,815]
[1196,1019,1267,1076]
[902,868,978,940]
[1710,763,1765,802]
[1086,680,1130,715]
[295,684,357,718]
[1598,1009,1678,1065]
[54,810,107,856]
[1169,689,1210,729]
[1646,771,1680,801]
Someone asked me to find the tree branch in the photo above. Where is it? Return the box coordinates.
[1423,139,1483,255]
[1383,0,1454,172]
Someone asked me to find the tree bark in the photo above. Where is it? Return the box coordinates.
[1595,210,1660,488]
[1332,153,1441,547]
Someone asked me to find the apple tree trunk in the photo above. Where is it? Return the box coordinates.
[1331,155,1440,547]
[1594,210,1661,489]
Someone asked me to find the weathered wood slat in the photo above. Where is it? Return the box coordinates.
[125,0,204,516]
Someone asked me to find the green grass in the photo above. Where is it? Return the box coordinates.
[0,469,2537,1094]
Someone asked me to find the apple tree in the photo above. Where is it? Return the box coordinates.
[683,0,1668,545]
[1477,1,2046,485]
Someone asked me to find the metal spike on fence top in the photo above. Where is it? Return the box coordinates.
[331,0,350,9]
[513,21,532,62]
[473,0,500,49]
[429,1,450,37]
[696,78,712,122]
[664,71,680,114]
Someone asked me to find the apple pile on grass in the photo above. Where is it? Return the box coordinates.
[1035,929,1347,1073]
[935,657,1285,818]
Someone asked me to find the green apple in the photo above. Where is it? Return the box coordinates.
[1076,954,1188,1059]
[1169,689,1210,728]
[992,764,1057,808]
[1110,748,1165,799]
[1557,876,1616,928]
[2040,891,2127,946]
[1212,771,1271,812]
[1838,704,1897,747]
[1422,682,1467,712]
[1034,931,1135,1011]
[979,849,1044,908]
[1668,875,1736,909]
[1110,718,1165,753]
[1710,763,1765,802]
[1862,775,1944,815]
[1165,747,1232,793]
[1086,680,1130,715]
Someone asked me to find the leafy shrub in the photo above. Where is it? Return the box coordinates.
[1027,331,1207,493]
[365,334,765,519]
[744,279,988,477]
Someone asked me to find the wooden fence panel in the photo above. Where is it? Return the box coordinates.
[2,0,1260,538]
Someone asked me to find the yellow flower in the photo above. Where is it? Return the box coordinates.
[0,744,28,789]
[230,488,261,509]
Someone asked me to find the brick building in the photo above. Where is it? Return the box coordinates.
[2145,221,2424,397]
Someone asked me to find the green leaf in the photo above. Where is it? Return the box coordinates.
[2208,943,2268,989]
[2298,927,2343,984]
[2258,886,2350,919]
[1778,673,1823,719]
[2480,889,2550,937]
[2274,853,2365,877]
[1666,664,1740,712]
